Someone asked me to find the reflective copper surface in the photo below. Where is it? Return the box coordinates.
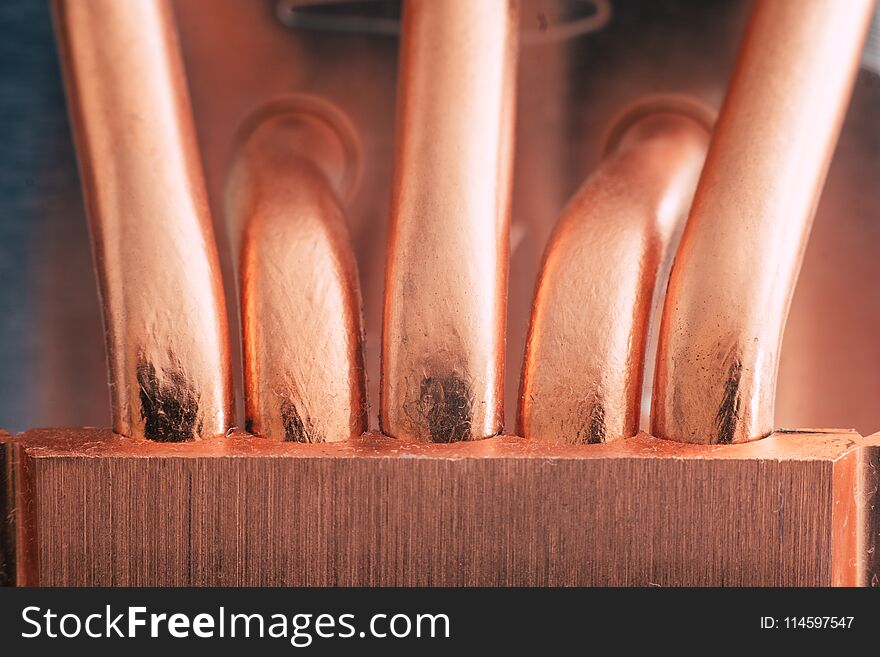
[229,98,367,442]
[519,98,711,444]
[52,0,232,440]
[651,0,875,444]
[9,426,876,586]
[381,0,519,442]
[8,1,880,437]
[3,0,878,592]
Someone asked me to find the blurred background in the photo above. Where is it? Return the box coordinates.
[1,0,878,436]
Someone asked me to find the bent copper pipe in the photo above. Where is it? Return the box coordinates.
[52,0,232,441]
[228,98,367,442]
[381,0,519,442]
[651,0,875,445]
[518,98,712,444]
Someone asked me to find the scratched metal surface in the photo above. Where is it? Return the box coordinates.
[14,427,872,586]
[0,0,878,436]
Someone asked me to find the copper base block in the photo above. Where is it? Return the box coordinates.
[0,429,13,586]
[3,428,879,586]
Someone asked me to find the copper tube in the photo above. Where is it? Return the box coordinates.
[229,98,367,442]
[651,0,875,445]
[52,0,232,441]
[380,0,519,442]
[518,98,711,444]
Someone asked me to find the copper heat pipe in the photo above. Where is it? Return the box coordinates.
[651,0,875,444]
[519,98,711,444]
[381,0,519,442]
[52,0,232,441]
[229,98,367,442]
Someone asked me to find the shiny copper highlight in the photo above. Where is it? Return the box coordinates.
[52,0,232,440]
[229,98,367,442]
[519,99,711,444]
[651,0,875,444]
[381,0,519,442]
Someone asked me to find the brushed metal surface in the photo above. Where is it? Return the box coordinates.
[10,426,877,586]
[0,430,13,586]
[859,435,880,586]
